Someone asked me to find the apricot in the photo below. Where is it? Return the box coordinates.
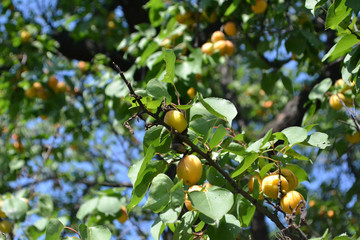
[48,75,58,91]
[187,87,196,99]
[78,61,88,73]
[225,40,235,56]
[117,206,128,223]
[213,40,227,56]
[25,87,36,98]
[56,81,67,93]
[327,209,335,219]
[177,155,203,186]
[20,30,31,43]
[185,185,208,211]
[272,169,298,191]
[13,141,25,153]
[0,220,11,234]
[280,190,305,215]
[329,93,345,110]
[164,110,187,133]
[248,174,264,200]
[261,174,289,199]
[224,22,237,36]
[308,199,316,208]
[107,20,116,29]
[201,42,214,55]
[211,31,225,43]
[251,0,268,14]
[346,132,360,144]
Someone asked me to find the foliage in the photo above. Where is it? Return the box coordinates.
[1,0,360,239]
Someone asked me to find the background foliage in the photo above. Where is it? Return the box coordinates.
[1,0,360,239]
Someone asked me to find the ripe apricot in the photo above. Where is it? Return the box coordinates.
[33,82,42,91]
[280,190,305,215]
[117,206,128,223]
[248,174,264,199]
[201,42,214,55]
[177,155,203,186]
[56,81,67,93]
[20,30,31,43]
[261,174,289,199]
[273,169,298,191]
[48,75,58,91]
[25,87,36,98]
[251,0,268,14]
[224,22,237,36]
[308,199,316,208]
[213,40,227,56]
[225,40,235,56]
[346,132,360,144]
[13,141,25,153]
[185,185,208,211]
[327,209,335,219]
[187,87,196,99]
[78,61,88,73]
[164,110,187,133]
[329,93,345,110]
[0,220,11,234]
[107,20,116,29]
[211,31,225,43]
[36,88,50,100]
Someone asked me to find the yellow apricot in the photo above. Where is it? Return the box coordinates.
[225,40,235,56]
[201,42,214,55]
[251,0,268,14]
[329,93,345,110]
[248,174,264,200]
[177,155,203,186]
[213,40,227,56]
[261,174,289,199]
[280,190,305,215]
[211,31,225,43]
[0,220,11,234]
[224,22,237,37]
[117,206,128,223]
[185,185,207,211]
[187,87,196,99]
[48,75,58,91]
[164,110,187,133]
[346,132,360,144]
[273,169,298,191]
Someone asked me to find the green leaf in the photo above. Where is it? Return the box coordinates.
[143,173,173,212]
[207,166,226,186]
[76,197,99,220]
[305,0,327,15]
[128,146,158,212]
[285,32,307,55]
[237,197,256,227]
[189,187,234,221]
[224,0,241,16]
[146,0,165,27]
[146,79,171,99]
[159,205,182,224]
[2,197,28,220]
[307,132,330,149]
[87,226,112,240]
[38,194,54,218]
[151,216,166,240]
[163,50,176,83]
[308,78,332,101]
[231,152,259,178]
[223,142,245,155]
[173,211,198,240]
[45,219,64,240]
[260,163,275,178]
[199,97,237,126]
[281,75,294,95]
[209,125,227,149]
[104,79,128,98]
[97,196,122,216]
[281,126,308,146]
[207,214,241,239]
[139,42,160,66]
[325,0,352,30]
[322,34,360,62]
[346,0,360,14]
[285,149,310,161]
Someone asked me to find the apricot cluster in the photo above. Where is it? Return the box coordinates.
[24,76,70,100]
[329,78,354,111]
[201,22,236,57]
[249,169,306,215]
